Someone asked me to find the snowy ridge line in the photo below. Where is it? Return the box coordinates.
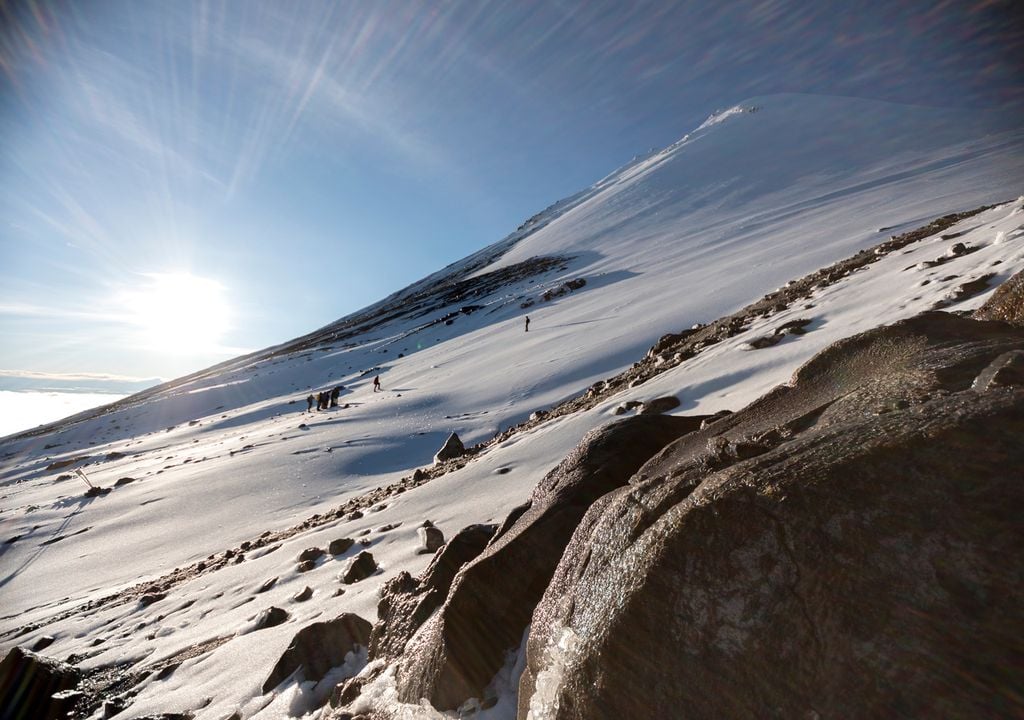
[6,202,999,647]
[457,201,1006,448]
[263,176,610,359]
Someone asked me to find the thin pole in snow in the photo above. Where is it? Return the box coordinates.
[74,467,95,489]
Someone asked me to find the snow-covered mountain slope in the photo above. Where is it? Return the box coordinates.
[1,94,1023,719]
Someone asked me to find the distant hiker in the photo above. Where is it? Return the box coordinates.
[525,315,530,332]
[318,391,328,410]
[330,386,341,407]
[373,375,382,392]
[306,394,314,411]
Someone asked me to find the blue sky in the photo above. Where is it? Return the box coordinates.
[1,0,1021,390]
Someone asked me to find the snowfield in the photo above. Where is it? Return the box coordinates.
[1,94,1023,719]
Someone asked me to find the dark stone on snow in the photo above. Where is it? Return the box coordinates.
[139,592,166,607]
[340,551,377,584]
[329,537,355,555]
[256,577,278,593]
[518,311,1024,720]
[416,526,445,554]
[261,613,372,694]
[31,635,55,652]
[638,396,680,415]
[393,413,710,710]
[433,433,465,464]
[254,606,288,631]
[114,477,136,486]
[0,646,81,720]
[292,586,313,603]
[297,560,316,573]
[297,547,325,563]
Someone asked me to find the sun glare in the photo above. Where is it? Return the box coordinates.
[125,273,232,354]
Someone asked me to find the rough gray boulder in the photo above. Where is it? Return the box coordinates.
[262,613,372,694]
[518,311,1024,719]
[393,413,710,710]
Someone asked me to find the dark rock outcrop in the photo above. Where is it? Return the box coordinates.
[0,646,81,720]
[518,311,1024,719]
[369,523,497,664]
[975,268,1024,326]
[262,613,372,694]
[392,413,710,710]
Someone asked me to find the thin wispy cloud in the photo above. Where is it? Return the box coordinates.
[0,368,155,383]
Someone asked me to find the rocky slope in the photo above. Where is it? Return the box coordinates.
[328,274,1024,719]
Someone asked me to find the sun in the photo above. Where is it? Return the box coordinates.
[126,272,232,354]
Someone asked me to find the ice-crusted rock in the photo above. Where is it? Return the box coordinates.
[391,413,710,710]
[518,311,1024,720]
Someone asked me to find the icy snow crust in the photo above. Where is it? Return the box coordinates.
[1,95,1023,719]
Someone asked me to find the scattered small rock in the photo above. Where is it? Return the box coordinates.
[329,538,355,555]
[256,577,278,594]
[31,635,55,652]
[297,560,316,573]
[297,547,325,563]
[417,525,445,554]
[292,586,313,603]
[639,396,681,415]
[254,606,289,630]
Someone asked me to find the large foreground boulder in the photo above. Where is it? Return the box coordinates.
[519,312,1024,719]
[0,646,81,720]
[393,412,710,710]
